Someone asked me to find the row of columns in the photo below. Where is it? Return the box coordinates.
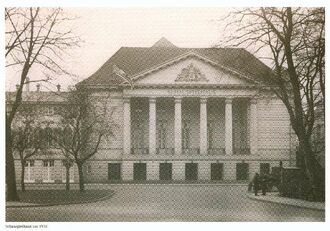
[123,97,258,156]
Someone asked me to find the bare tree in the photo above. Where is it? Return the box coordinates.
[54,89,116,191]
[5,7,80,201]
[11,106,42,192]
[223,7,325,200]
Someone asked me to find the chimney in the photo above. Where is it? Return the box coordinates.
[25,77,30,92]
[56,84,61,92]
[36,84,40,92]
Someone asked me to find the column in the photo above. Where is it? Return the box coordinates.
[149,97,157,155]
[225,98,233,155]
[200,97,208,155]
[250,99,258,155]
[123,97,131,155]
[174,97,182,155]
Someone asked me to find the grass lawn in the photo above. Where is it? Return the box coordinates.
[17,190,114,205]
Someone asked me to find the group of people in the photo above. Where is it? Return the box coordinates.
[252,173,269,196]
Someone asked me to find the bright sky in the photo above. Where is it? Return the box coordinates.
[5,8,250,91]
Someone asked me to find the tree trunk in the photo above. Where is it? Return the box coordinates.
[77,162,85,192]
[65,165,70,191]
[21,161,25,192]
[298,134,324,201]
[6,122,19,201]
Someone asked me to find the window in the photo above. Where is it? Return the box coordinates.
[45,127,53,147]
[62,160,74,183]
[185,163,198,181]
[87,165,92,174]
[42,160,55,182]
[211,163,223,181]
[159,163,172,181]
[182,121,190,149]
[207,121,213,149]
[43,160,54,167]
[158,121,167,149]
[108,163,121,181]
[24,160,35,183]
[133,163,147,181]
[133,122,145,148]
[236,163,249,180]
[24,160,34,167]
[46,106,54,115]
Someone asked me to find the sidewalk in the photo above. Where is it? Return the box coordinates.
[248,192,325,211]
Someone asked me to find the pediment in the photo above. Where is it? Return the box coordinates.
[135,56,255,86]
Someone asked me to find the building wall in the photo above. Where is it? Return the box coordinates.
[257,98,292,157]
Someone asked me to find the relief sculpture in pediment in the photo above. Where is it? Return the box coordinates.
[175,63,208,82]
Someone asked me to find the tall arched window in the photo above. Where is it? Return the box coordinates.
[45,127,53,147]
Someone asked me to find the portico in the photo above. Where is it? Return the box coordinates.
[122,90,258,157]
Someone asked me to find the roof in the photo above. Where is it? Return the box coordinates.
[6,91,69,104]
[79,38,273,86]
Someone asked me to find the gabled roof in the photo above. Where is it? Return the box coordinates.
[79,38,272,87]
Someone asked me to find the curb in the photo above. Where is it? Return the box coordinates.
[247,194,325,211]
[6,191,115,209]
[86,183,248,186]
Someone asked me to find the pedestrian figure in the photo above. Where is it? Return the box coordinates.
[260,174,269,195]
[252,173,260,196]
[248,181,253,192]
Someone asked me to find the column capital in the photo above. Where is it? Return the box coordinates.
[200,97,208,104]
[174,97,182,103]
[149,97,157,103]
[225,98,233,104]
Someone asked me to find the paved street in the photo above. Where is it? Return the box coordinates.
[6,184,325,222]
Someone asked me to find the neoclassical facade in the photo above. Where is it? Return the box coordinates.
[9,38,297,184]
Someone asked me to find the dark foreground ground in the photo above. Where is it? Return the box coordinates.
[6,184,325,222]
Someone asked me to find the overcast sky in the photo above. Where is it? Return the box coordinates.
[5,8,258,92]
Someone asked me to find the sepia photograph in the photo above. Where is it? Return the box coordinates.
[3,1,326,225]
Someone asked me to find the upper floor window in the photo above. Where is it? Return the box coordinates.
[158,121,167,149]
[43,159,54,167]
[207,121,213,149]
[182,120,190,149]
[24,160,35,167]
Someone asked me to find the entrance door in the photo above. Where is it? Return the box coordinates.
[108,163,121,181]
[159,163,172,181]
[185,163,198,181]
[133,163,147,181]
[211,163,223,181]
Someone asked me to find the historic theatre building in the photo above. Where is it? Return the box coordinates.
[11,38,296,183]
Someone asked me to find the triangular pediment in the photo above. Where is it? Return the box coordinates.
[135,54,257,86]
